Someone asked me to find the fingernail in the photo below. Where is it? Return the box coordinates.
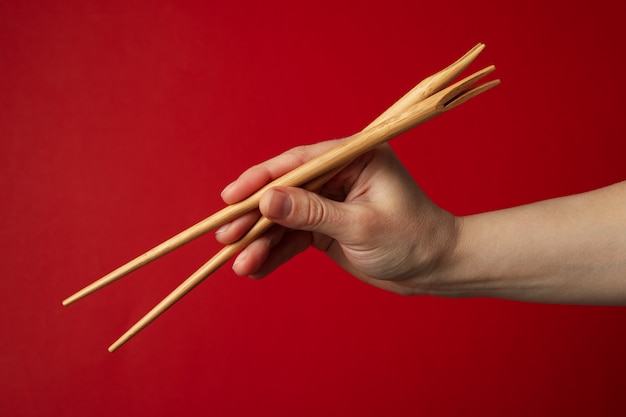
[232,249,247,272]
[215,223,230,235]
[265,189,292,219]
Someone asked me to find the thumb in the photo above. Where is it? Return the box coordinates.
[260,187,354,240]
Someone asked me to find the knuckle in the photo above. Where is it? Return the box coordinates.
[283,146,308,165]
[304,196,328,228]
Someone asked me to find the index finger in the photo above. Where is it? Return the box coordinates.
[220,139,346,205]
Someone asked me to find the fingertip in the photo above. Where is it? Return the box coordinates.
[214,223,230,239]
[231,249,248,276]
[222,166,274,205]
[214,211,262,244]
[220,182,236,204]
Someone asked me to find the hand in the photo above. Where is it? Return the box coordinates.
[216,139,459,296]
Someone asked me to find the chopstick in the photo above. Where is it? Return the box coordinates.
[63,43,499,351]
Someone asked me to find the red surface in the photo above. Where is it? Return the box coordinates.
[2,1,625,416]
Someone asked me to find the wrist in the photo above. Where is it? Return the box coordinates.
[421,214,473,298]
[420,213,499,299]
[401,209,466,297]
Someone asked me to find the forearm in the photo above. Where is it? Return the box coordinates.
[435,181,626,305]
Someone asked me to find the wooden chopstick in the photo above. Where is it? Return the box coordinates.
[63,43,499,351]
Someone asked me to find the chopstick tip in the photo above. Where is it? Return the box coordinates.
[108,340,123,353]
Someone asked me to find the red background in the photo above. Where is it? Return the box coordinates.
[2,1,625,416]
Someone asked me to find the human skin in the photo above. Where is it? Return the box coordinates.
[216,139,626,305]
